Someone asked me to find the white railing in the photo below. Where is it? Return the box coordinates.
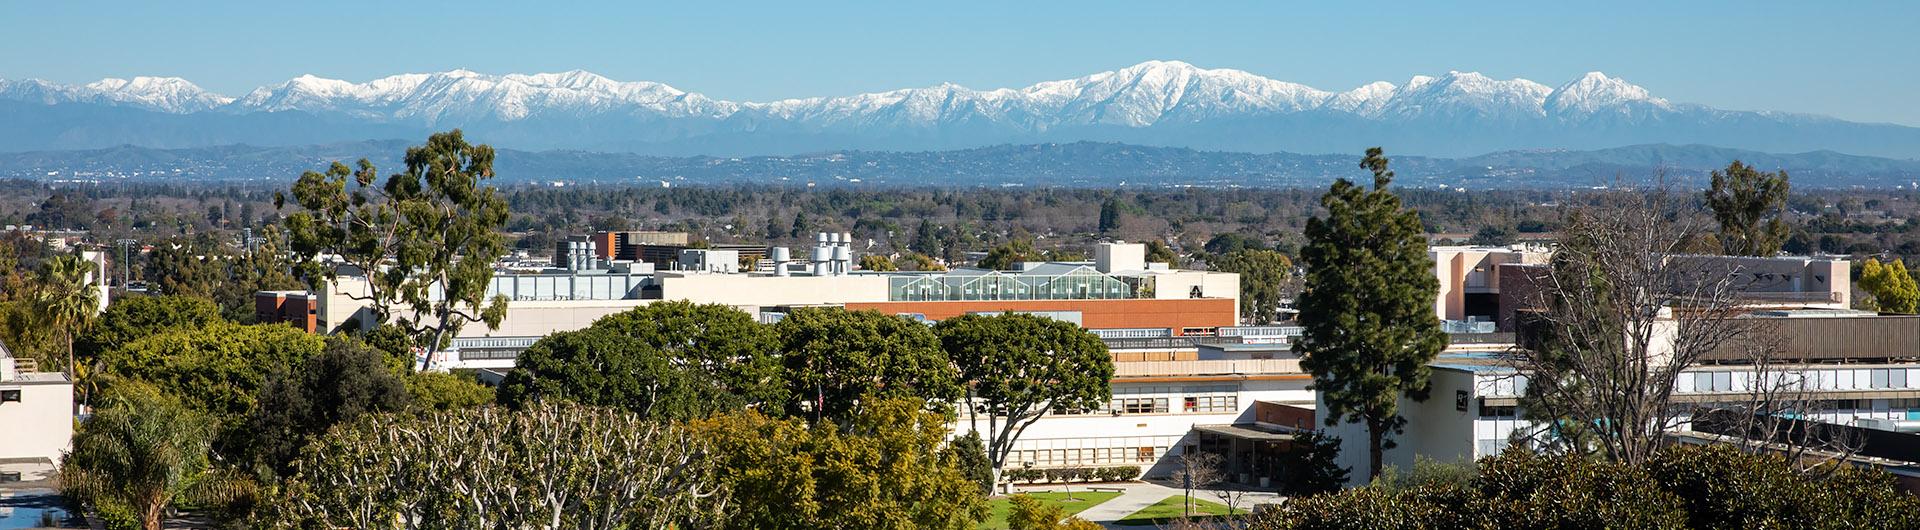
[1113,359,1302,378]
[1217,326,1304,338]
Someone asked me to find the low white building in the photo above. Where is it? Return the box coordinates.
[955,358,1313,479]
[0,349,74,474]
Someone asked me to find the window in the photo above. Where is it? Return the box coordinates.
[1479,405,1518,419]
[0,389,19,403]
[1137,447,1156,462]
[1691,372,1734,393]
[1182,395,1237,413]
[1118,398,1168,414]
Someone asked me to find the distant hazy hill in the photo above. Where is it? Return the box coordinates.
[5,61,1920,158]
[6,141,1916,189]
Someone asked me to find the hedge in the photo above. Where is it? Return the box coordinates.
[1246,445,1920,530]
[1004,465,1141,484]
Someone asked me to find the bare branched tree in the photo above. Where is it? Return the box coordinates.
[1513,186,1756,466]
[1172,451,1224,519]
[263,403,729,530]
[1698,326,1864,475]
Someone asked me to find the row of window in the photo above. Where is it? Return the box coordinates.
[1007,446,1164,467]
[1053,394,1241,416]
[1688,368,1919,393]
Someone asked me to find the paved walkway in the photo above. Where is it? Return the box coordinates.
[1012,481,1284,528]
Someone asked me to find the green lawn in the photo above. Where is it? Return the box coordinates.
[980,490,1123,529]
[1113,495,1249,526]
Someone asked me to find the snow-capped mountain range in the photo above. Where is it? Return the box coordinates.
[3,60,1918,158]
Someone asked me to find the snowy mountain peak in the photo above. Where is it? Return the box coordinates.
[1545,71,1669,115]
[0,61,1771,141]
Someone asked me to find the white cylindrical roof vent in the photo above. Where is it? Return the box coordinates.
[817,232,831,244]
[812,246,832,262]
[832,246,850,261]
[840,232,853,246]
[770,247,791,262]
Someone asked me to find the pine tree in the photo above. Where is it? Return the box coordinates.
[1098,198,1122,234]
[1704,160,1791,256]
[912,219,943,257]
[1296,147,1447,481]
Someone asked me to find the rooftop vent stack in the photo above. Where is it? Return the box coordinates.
[811,245,832,276]
[832,245,851,276]
[771,247,792,277]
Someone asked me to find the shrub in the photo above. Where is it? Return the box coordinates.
[1001,466,1139,484]
[1247,445,1920,530]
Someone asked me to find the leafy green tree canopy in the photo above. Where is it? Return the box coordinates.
[98,322,327,422]
[78,295,221,361]
[497,301,786,419]
[978,239,1040,270]
[693,398,990,530]
[1859,258,1920,314]
[238,338,411,477]
[773,307,961,421]
[1210,249,1293,325]
[935,313,1113,485]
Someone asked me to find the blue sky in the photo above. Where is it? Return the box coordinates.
[4,1,1917,125]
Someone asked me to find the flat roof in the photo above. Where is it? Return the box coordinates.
[1430,351,1522,374]
[1193,423,1297,442]
[1,372,70,384]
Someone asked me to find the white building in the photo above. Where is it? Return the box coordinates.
[0,346,74,477]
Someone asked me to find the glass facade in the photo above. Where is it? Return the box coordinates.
[885,266,1148,302]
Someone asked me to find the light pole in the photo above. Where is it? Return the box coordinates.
[115,238,137,297]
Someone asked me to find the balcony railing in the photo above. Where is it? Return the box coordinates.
[1113,359,1303,378]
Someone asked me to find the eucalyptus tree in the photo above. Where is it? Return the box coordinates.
[279,130,510,371]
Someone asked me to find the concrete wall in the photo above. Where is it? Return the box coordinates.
[658,273,890,313]
[467,300,654,338]
[0,376,73,465]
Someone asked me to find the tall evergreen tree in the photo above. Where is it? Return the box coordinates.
[1097,198,1122,234]
[912,219,943,257]
[1704,160,1791,256]
[1296,147,1447,480]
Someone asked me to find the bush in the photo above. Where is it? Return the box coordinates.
[1000,465,1139,484]
[1645,444,1920,529]
[1247,445,1920,530]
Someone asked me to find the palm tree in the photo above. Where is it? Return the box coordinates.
[35,253,99,378]
[59,387,242,530]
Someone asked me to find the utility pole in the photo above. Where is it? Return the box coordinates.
[115,238,137,298]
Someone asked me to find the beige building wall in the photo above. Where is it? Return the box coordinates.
[464,300,653,338]
[1148,270,1242,322]
[1430,246,1550,321]
[656,273,891,313]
